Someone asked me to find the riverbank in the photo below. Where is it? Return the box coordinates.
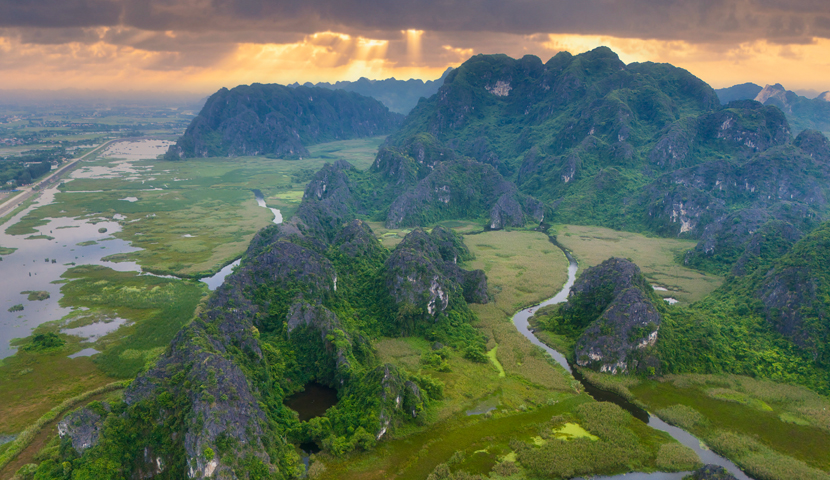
[522,234,830,480]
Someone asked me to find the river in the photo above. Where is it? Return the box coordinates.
[511,242,751,480]
[200,190,283,291]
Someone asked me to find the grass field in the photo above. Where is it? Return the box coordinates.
[0,137,386,462]
[553,224,723,304]
[5,137,386,277]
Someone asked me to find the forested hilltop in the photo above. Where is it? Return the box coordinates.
[37,162,492,478]
[289,68,452,114]
[716,82,830,134]
[360,47,830,275]
[25,48,830,480]
[164,84,403,160]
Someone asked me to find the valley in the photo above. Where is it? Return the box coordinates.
[2,47,830,480]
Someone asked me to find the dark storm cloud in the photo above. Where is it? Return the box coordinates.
[4,0,830,45]
[0,0,121,28]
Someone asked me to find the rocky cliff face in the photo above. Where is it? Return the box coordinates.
[557,258,663,374]
[363,48,830,271]
[383,158,544,229]
[165,84,403,160]
[385,227,488,331]
[752,222,830,362]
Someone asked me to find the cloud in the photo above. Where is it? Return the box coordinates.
[2,0,830,44]
[1,0,830,92]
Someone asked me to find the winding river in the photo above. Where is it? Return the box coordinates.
[511,243,751,480]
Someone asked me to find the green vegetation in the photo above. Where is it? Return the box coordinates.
[629,375,830,479]
[0,382,127,475]
[0,246,16,255]
[56,265,206,378]
[0,152,56,187]
[20,334,64,353]
[8,304,24,312]
[21,291,50,301]
[0,266,205,440]
[554,224,723,304]
[167,84,401,159]
[5,137,384,276]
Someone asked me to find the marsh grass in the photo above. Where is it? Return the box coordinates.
[708,430,830,480]
[56,265,206,377]
[655,443,702,471]
[576,368,642,402]
[633,375,830,473]
[0,264,204,439]
[21,291,50,301]
[5,137,385,277]
[0,381,127,475]
[554,224,723,304]
[465,230,574,392]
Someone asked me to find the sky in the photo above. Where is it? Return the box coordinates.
[2,0,830,95]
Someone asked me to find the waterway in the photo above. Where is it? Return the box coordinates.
[252,189,283,224]
[512,241,752,480]
[0,141,174,358]
[0,140,287,358]
[199,190,282,291]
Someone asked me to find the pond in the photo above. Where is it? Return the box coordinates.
[284,382,339,422]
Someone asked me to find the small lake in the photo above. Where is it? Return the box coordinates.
[284,382,339,422]
[512,239,752,480]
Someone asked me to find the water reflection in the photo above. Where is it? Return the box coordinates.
[284,382,338,422]
[0,140,173,359]
[252,189,283,224]
[202,259,240,291]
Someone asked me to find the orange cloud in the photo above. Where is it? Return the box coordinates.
[0,29,829,93]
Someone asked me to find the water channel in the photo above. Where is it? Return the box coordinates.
[0,140,282,357]
[0,141,173,359]
[512,242,752,480]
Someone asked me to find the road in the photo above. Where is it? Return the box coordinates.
[0,140,116,220]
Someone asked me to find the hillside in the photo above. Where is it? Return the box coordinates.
[343,48,830,275]
[716,82,830,133]
[291,68,452,114]
[535,220,830,393]
[164,84,403,160]
[42,162,490,478]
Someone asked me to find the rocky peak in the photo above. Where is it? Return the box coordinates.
[58,405,107,454]
[793,129,830,163]
[560,258,662,374]
[384,228,488,324]
[754,83,789,107]
[334,219,385,258]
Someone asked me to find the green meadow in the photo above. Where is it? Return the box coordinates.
[5,136,386,277]
[0,138,385,472]
[553,224,723,304]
